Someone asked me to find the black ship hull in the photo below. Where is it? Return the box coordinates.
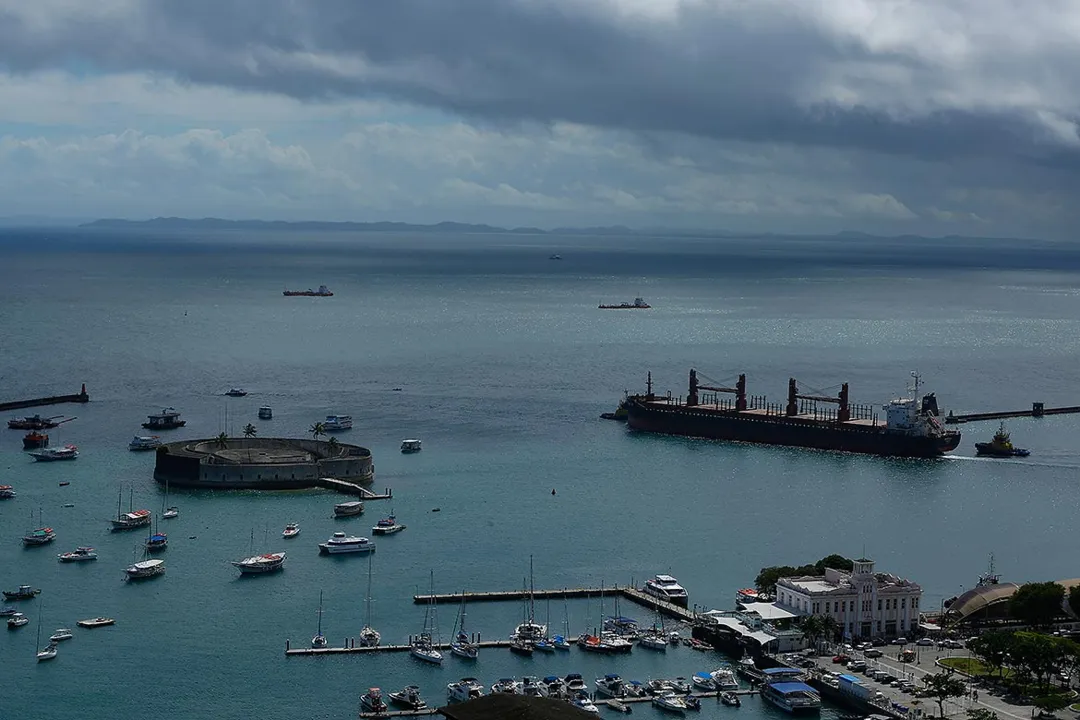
[626,398,960,458]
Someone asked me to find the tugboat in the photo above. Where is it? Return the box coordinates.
[975,423,1030,458]
[600,396,629,421]
[22,430,49,449]
[599,297,651,309]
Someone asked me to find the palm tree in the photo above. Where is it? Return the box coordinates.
[326,436,340,455]
[243,423,257,439]
[310,422,326,442]
[215,431,229,450]
[800,615,824,650]
[820,615,840,646]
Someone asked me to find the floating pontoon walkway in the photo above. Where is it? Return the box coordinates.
[287,638,517,656]
[316,477,393,500]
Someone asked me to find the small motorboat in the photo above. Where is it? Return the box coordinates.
[388,686,427,710]
[0,606,18,616]
[691,672,717,691]
[490,678,518,694]
[652,690,688,714]
[359,688,388,714]
[401,438,422,453]
[720,691,741,707]
[975,423,1031,457]
[595,674,626,698]
[0,485,15,499]
[145,533,168,552]
[3,585,41,600]
[282,523,301,538]
[671,678,691,695]
[128,435,162,451]
[372,514,405,535]
[572,693,601,715]
[518,676,543,697]
[36,642,58,662]
[7,612,29,628]
[333,500,364,517]
[58,546,98,563]
[685,695,701,711]
[608,699,633,714]
[162,507,179,519]
[539,676,566,699]
[76,617,115,628]
[225,388,248,397]
[564,674,588,695]
[446,678,485,703]
[624,681,647,698]
[50,628,74,642]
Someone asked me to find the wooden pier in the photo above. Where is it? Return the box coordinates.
[412,586,697,622]
[0,384,89,412]
[316,477,393,500]
[945,402,1080,424]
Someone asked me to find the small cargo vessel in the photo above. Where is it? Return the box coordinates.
[599,297,650,309]
[22,430,49,449]
[283,285,333,297]
[142,408,186,430]
[975,423,1030,458]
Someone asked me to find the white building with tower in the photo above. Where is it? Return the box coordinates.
[774,559,922,640]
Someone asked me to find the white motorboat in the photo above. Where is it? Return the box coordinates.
[334,500,364,517]
[572,693,601,714]
[282,523,301,538]
[388,686,427,711]
[595,674,626,698]
[322,414,353,431]
[671,677,691,695]
[162,507,179,519]
[643,574,689,607]
[691,672,717,691]
[50,628,74,642]
[231,552,286,574]
[7,612,29,628]
[447,678,485,703]
[258,406,273,419]
[58,546,97,563]
[638,630,668,650]
[652,690,688,714]
[128,435,161,451]
[564,674,588,694]
[711,666,740,691]
[539,676,566,699]
[312,591,328,648]
[372,514,405,534]
[490,678,518,694]
[36,641,58,662]
[400,438,422,453]
[76,617,115,628]
[125,558,165,580]
[318,532,375,554]
[359,688,387,714]
[518,677,543,697]
[29,444,78,462]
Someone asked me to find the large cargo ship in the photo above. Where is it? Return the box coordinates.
[625,369,960,458]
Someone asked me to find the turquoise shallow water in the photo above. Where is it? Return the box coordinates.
[2,230,1080,718]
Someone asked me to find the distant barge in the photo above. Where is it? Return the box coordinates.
[599,297,650,309]
[284,285,333,297]
[626,370,961,458]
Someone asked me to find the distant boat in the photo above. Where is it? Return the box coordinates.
[29,445,78,462]
[129,435,162,451]
[8,414,71,430]
[549,254,562,260]
[322,414,352,431]
[372,514,405,535]
[3,584,40,600]
[258,406,273,420]
[22,430,49,449]
[284,285,333,297]
[142,408,185,430]
[35,605,58,662]
[0,485,15,499]
[318,532,375,555]
[598,297,651,309]
[76,617,115,629]
[400,438,422,453]
[225,388,247,397]
[49,628,73,642]
[334,500,364,517]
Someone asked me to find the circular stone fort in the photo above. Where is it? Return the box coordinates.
[153,437,374,490]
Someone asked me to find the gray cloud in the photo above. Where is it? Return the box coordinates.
[1,0,1078,167]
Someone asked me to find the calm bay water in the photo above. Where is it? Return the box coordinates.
[2,229,1080,719]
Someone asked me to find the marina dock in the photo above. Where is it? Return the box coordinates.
[287,638,517,656]
[0,384,89,412]
[945,402,1080,424]
[410,586,696,623]
[317,477,393,500]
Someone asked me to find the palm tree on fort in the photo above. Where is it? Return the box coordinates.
[326,436,340,455]
[243,423,257,439]
[215,431,229,450]
[309,422,326,442]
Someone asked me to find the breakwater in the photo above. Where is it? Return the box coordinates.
[0,384,89,412]
[945,402,1080,424]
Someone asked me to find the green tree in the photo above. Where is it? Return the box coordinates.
[1032,692,1071,717]
[921,671,968,718]
[800,615,825,649]
[326,436,340,454]
[755,565,797,595]
[815,554,855,573]
[215,431,229,449]
[1069,585,1080,618]
[1010,632,1069,689]
[1009,582,1065,628]
[967,631,1015,679]
[243,423,257,439]
[309,422,326,442]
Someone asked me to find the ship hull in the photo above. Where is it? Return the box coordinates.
[626,399,960,458]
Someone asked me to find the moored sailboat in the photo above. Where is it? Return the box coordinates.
[450,592,478,659]
[410,571,443,664]
[312,590,328,648]
[358,553,380,647]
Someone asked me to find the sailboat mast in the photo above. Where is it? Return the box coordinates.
[529,554,536,622]
[316,590,324,636]
[365,554,374,627]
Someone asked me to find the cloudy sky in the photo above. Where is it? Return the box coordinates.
[0,0,1076,236]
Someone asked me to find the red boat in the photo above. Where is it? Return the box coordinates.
[8,414,70,430]
[22,431,49,449]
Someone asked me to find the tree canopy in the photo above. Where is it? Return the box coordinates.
[922,671,968,718]
[1069,585,1080,618]
[1009,582,1065,628]
[755,555,854,595]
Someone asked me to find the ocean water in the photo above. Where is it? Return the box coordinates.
[2,229,1080,719]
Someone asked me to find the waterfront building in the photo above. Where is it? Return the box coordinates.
[774,559,922,640]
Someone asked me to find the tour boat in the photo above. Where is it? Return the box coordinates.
[322,414,352,431]
[225,388,248,397]
[333,500,364,517]
[643,574,689,607]
[447,678,485,703]
[49,628,74,642]
[128,435,162,451]
[282,523,301,538]
[7,612,29,628]
[29,444,78,462]
[760,682,821,714]
[360,688,388,714]
[231,551,286,574]
[76,617,115,628]
[125,558,165,580]
[258,406,273,419]
[0,485,15,499]
[318,532,375,554]
[145,533,168,552]
[142,408,186,430]
[372,514,405,535]
[595,674,627,698]
[112,509,152,530]
[23,526,56,546]
[652,690,688,714]
[58,546,98,563]
[400,438,422,453]
[388,686,427,711]
[3,585,41,600]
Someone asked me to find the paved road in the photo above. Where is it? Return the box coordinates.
[817,644,1041,720]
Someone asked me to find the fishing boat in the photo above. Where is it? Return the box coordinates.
[128,435,161,451]
[22,508,55,546]
[322,414,352,431]
[142,408,185,430]
[975,422,1031,457]
[3,585,40,600]
[29,444,78,462]
[400,438,422,453]
[372,513,406,534]
[58,546,98,563]
[450,593,478,659]
[359,688,387,714]
[333,500,364,517]
[282,523,300,538]
[7,612,29,628]
[76,617,115,628]
[358,554,381,647]
[312,591,327,648]
[388,686,427,711]
[49,628,74,642]
[0,485,15,499]
[411,571,443,664]
[652,691,688,714]
[35,606,58,662]
[318,532,375,554]
[446,678,485,703]
[23,430,49,449]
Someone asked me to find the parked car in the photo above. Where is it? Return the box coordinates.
[833,654,851,664]
[871,637,887,646]
[848,660,867,672]
[916,638,934,646]
[893,637,908,645]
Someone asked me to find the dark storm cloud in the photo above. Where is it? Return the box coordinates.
[0,0,1076,166]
